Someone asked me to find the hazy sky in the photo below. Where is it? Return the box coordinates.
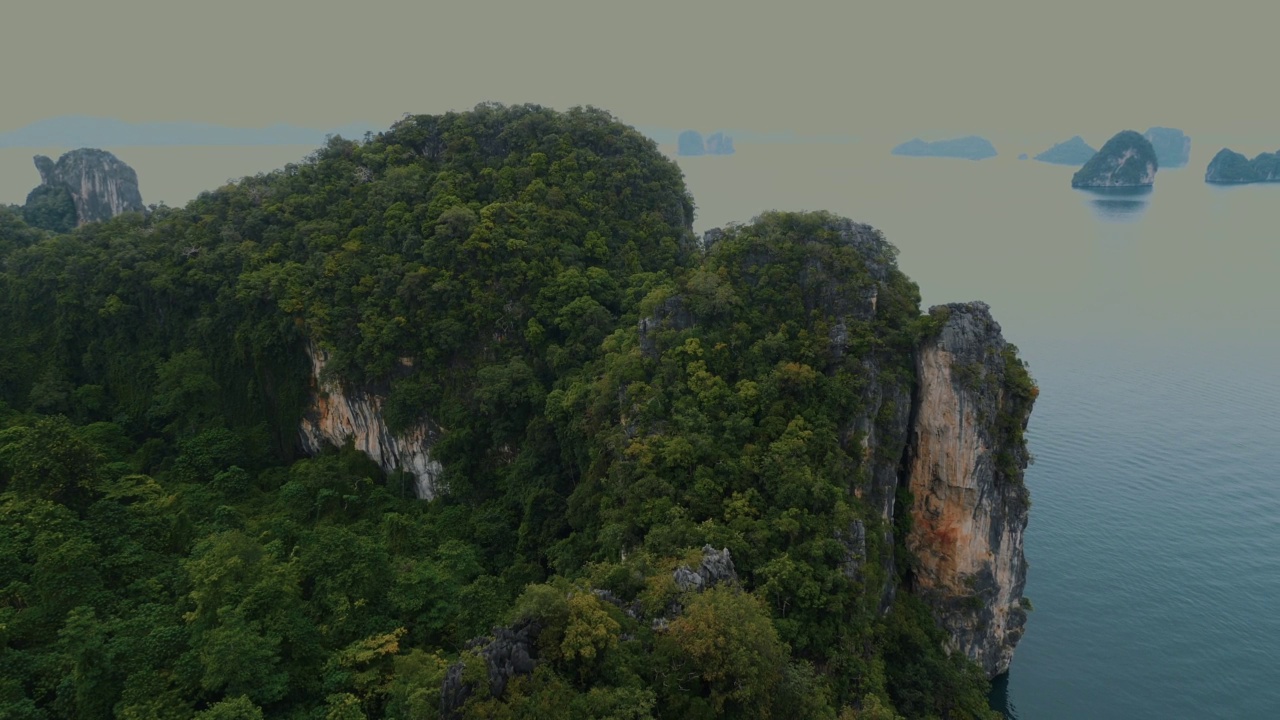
[3,1,1278,142]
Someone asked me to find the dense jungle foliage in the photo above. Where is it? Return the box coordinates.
[0,103,1004,719]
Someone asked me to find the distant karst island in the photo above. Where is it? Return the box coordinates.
[0,115,381,148]
[891,136,997,160]
[1071,131,1158,188]
[17,148,145,232]
[1035,136,1098,165]
[1204,148,1280,184]
[676,130,735,156]
[1143,127,1191,169]
[1036,128,1188,169]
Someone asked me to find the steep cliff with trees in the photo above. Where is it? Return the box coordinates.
[0,103,1035,719]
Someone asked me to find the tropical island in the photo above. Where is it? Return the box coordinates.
[0,104,1036,720]
[890,136,998,160]
[1204,148,1280,184]
[1034,136,1097,165]
[1071,130,1159,188]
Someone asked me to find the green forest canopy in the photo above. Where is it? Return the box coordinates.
[0,103,1018,719]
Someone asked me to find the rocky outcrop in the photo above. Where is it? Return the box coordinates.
[891,136,997,160]
[903,302,1035,678]
[673,545,738,592]
[1143,127,1191,168]
[1071,130,1158,188]
[298,343,443,499]
[440,618,542,720]
[1205,148,1280,184]
[1034,136,1097,165]
[30,149,144,226]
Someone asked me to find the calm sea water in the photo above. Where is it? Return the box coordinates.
[4,139,1278,718]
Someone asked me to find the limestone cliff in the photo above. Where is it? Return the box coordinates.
[298,343,443,499]
[903,302,1035,677]
[300,215,1037,681]
[30,148,145,226]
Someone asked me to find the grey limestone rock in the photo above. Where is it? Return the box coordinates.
[29,148,145,226]
[440,619,542,719]
[904,301,1035,677]
[673,544,738,592]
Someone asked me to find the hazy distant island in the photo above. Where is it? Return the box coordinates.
[1034,136,1097,165]
[1018,153,1028,160]
[1204,148,1280,184]
[677,129,735,156]
[17,148,144,232]
[1143,127,1191,169]
[1071,131,1158,188]
[891,136,997,160]
[0,115,381,148]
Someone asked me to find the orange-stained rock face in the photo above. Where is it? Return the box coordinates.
[904,303,1032,678]
[298,343,442,499]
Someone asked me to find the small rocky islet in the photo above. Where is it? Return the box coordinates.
[1070,130,1159,188]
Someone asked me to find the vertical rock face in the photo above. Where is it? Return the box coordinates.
[31,149,145,226]
[904,302,1034,677]
[819,220,916,612]
[298,343,443,499]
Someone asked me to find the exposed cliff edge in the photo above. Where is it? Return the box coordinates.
[310,214,1038,681]
[1204,148,1280,184]
[28,148,145,226]
[892,136,997,160]
[645,218,1037,676]
[904,302,1036,677]
[1034,135,1097,165]
[1071,130,1158,188]
[298,342,443,499]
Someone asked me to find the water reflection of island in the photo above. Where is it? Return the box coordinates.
[1076,185,1152,221]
